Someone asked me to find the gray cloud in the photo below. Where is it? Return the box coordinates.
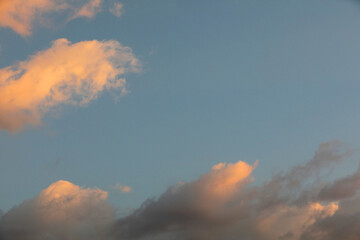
[111,140,351,240]
[256,140,353,209]
[1,140,360,240]
[0,181,114,240]
[319,166,360,201]
[300,212,360,240]
[113,161,257,240]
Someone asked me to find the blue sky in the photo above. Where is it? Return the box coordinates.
[2,1,360,239]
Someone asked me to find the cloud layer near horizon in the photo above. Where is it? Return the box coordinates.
[0,0,104,36]
[2,141,360,240]
[0,180,114,240]
[0,38,140,132]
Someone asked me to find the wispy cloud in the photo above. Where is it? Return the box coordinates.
[1,141,360,240]
[70,0,103,20]
[113,183,132,193]
[109,2,124,18]
[0,38,140,132]
[0,0,104,36]
[318,165,360,201]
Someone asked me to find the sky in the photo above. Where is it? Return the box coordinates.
[2,0,360,239]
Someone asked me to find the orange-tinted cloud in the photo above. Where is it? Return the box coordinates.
[70,0,103,19]
[189,160,257,207]
[2,141,360,240]
[0,180,114,240]
[256,202,338,240]
[113,141,352,240]
[0,0,103,36]
[0,38,140,132]
[112,161,259,239]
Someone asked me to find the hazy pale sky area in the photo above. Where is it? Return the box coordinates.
[2,1,360,239]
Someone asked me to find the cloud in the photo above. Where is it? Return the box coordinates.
[112,141,351,240]
[2,141,360,240]
[0,0,104,36]
[255,140,352,209]
[0,180,114,240]
[256,202,338,240]
[300,209,360,240]
[0,38,140,132]
[318,165,360,201]
[109,2,124,18]
[113,161,257,239]
[113,183,132,193]
[70,0,103,20]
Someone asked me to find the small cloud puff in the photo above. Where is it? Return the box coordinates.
[109,2,124,18]
[70,0,103,20]
[113,183,132,193]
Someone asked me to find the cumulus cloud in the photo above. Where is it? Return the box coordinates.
[113,183,132,193]
[2,141,360,240]
[112,141,351,240]
[109,2,124,18]
[0,0,103,36]
[113,161,257,239]
[0,180,114,240]
[0,38,140,132]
